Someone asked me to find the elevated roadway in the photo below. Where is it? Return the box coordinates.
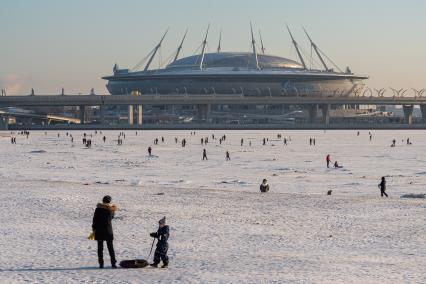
[1,94,426,106]
[1,94,425,127]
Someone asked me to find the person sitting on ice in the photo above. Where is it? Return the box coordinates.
[334,161,341,168]
[150,217,170,268]
[260,179,269,193]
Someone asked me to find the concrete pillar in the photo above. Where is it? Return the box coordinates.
[79,105,85,124]
[206,104,211,122]
[100,104,105,125]
[321,104,330,126]
[420,105,426,121]
[0,116,8,130]
[137,105,143,126]
[403,105,414,125]
[197,104,209,122]
[128,105,134,125]
[307,105,318,123]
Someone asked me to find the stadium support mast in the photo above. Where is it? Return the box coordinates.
[199,24,210,70]
[144,29,169,72]
[286,24,307,70]
[173,29,188,62]
[303,27,329,71]
[259,30,265,54]
[217,30,222,53]
[250,23,260,70]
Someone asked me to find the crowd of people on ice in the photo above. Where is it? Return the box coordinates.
[5,129,402,268]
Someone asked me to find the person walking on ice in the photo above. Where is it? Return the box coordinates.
[202,149,208,160]
[150,217,169,268]
[225,151,230,161]
[92,195,118,268]
[378,177,389,197]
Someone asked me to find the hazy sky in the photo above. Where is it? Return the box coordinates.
[1,0,425,95]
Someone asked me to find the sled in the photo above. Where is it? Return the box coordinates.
[119,259,149,268]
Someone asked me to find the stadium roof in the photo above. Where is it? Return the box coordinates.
[166,52,304,70]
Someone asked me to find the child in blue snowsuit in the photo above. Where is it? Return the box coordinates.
[150,217,169,268]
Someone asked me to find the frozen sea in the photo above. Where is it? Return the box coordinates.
[0,130,425,283]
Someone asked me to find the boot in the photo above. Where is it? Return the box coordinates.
[161,264,168,268]
[99,262,104,269]
[111,260,117,269]
[150,263,158,268]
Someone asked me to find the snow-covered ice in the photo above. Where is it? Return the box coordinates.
[0,130,425,283]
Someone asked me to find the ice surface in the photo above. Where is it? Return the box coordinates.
[0,130,425,283]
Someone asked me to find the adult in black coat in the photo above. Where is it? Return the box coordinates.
[150,217,170,268]
[92,195,117,268]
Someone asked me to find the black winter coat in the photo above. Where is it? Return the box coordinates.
[92,203,115,241]
[151,226,169,252]
[260,183,269,192]
[379,180,386,191]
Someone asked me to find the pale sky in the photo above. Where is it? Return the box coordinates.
[1,0,425,95]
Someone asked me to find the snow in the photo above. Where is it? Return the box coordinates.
[0,130,425,283]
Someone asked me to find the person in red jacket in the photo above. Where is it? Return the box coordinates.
[326,154,331,168]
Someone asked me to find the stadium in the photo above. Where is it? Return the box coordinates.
[102,26,369,124]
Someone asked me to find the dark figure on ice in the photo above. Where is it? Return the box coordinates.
[333,161,341,168]
[202,149,207,160]
[226,151,230,161]
[391,139,396,147]
[378,177,389,197]
[92,195,117,269]
[260,179,269,193]
[310,138,312,146]
[150,217,169,268]
[284,138,287,146]
[326,154,331,168]
[103,136,106,143]
[148,146,152,156]
[241,138,244,146]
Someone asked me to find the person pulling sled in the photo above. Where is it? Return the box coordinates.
[150,217,170,268]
